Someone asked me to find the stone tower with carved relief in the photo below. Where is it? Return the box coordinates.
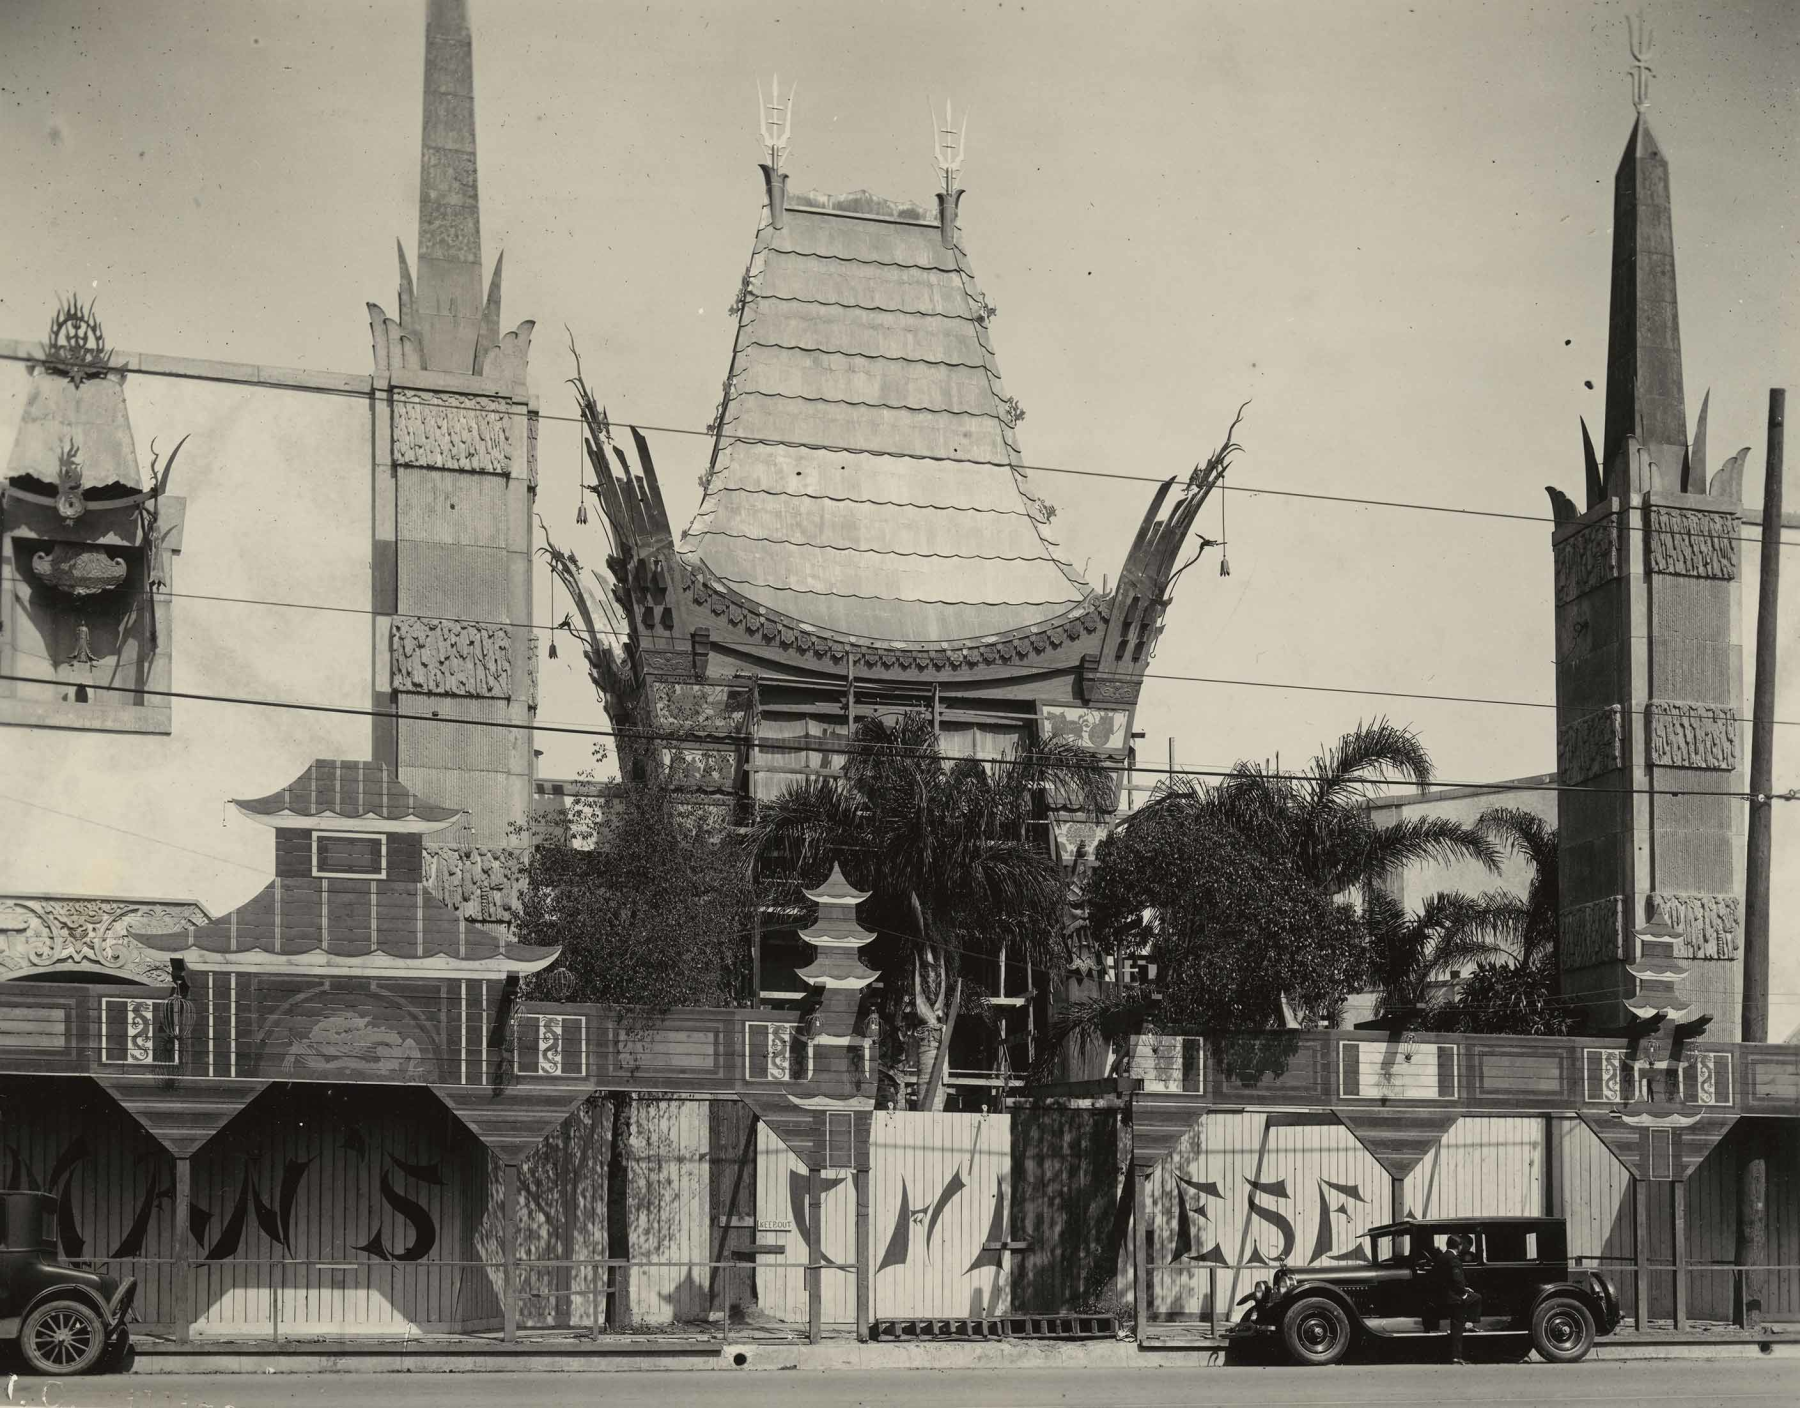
[1550,104,1748,1037]
[366,0,538,923]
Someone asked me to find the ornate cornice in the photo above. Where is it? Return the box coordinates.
[0,895,207,983]
[681,559,1107,678]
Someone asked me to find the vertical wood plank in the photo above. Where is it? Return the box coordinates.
[502,1161,519,1343]
[807,1167,823,1345]
[1673,1177,1688,1330]
[1133,1168,1149,1336]
[855,1164,871,1342]
[1634,1178,1649,1332]
[173,1154,192,1344]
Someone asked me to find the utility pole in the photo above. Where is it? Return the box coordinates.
[1736,387,1784,1328]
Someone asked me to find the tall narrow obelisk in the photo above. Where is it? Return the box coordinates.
[1550,67,1748,1037]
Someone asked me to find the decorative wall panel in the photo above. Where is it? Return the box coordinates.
[391,616,512,697]
[392,392,511,474]
[1646,701,1738,771]
[0,896,202,983]
[423,845,526,925]
[1647,506,1738,580]
[1554,517,1619,605]
[1645,891,1742,961]
[1558,705,1623,784]
[1561,895,1626,968]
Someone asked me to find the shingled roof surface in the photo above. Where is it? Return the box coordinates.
[234,759,462,824]
[680,189,1095,645]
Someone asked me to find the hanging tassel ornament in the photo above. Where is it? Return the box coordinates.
[547,574,560,659]
[1217,483,1231,577]
[575,431,589,524]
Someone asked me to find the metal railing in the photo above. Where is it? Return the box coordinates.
[74,1256,844,1344]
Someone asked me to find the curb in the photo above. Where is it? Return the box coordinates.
[124,1332,1796,1374]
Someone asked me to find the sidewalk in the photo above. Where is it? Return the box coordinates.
[124,1322,1800,1373]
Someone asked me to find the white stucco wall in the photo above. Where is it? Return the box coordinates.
[0,345,374,919]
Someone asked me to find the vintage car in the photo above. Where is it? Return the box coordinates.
[0,1191,136,1374]
[1230,1215,1621,1366]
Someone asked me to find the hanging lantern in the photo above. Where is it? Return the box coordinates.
[1217,483,1230,576]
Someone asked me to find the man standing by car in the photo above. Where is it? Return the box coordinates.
[1425,1233,1482,1364]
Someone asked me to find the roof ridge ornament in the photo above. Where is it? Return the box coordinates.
[930,98,968,192]
[758,74,796,173]
[1627,10,1654,114]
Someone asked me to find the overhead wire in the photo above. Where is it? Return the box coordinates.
[4,670,1795,803]
[1,345,1791,546]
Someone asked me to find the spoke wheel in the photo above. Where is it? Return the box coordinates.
[1282,1296,1352,1366]
[21,1299,105,1375]
[1530,1296,1595,1365]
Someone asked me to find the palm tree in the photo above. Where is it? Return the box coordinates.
[1425,807,1575,1035]
[1190,718,1502,896]
[748,710,1109,1109]
[1363,888,1515,1027]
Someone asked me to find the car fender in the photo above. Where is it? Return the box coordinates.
[1526,1281,1605,1327]
[1270,1284,1367,1336]
[20,1280,113,1328]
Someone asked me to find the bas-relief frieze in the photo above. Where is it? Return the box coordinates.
[392,391,512,474]
[1645,892,1742,962]
[1553,516,1619,605]
[1557,704,1622,784]
[423,845,525,925]
[390,616,512,697]
[1560,895,1625,969]
[0,896,203,982]
[1646,700,1739,771]
[1647,506,1739,580]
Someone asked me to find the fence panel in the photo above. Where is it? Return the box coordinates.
[755,1122,856,1324]
[1009,1105,1122,1314]
[870,1110,1012,1318]
[1403,1116,1544,1219]
[624,1098,710,1324]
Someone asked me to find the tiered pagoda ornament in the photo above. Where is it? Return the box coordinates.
[791,863,880,1102]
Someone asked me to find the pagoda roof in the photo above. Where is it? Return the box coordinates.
[133,876,557,977]
[233,759,463,833]
[679,187,1095,645]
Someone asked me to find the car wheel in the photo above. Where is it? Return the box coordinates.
[1530,1297,1595,1364]
[20,1299,106,1376]
[1281,1296,1353,1366]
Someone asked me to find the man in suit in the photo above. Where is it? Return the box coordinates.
[1424,1233,1483,1364]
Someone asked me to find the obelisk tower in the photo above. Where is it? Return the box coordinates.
[1550,48,1748,1038]
[366,0,539,925]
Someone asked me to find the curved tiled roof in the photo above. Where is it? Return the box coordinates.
[133,877,557,969]
[234,759,462,827]
[680,189,1094,644]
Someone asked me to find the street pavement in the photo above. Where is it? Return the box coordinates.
[7,1360,1799,1408]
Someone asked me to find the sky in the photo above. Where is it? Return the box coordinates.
[3,2,1798,1019]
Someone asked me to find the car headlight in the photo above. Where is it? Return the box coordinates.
[1252,1279,1272,1303]
[1274,1267,1294,1290]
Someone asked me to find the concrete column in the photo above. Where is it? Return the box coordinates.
[503,1161,520,1343]
[172,1155,192,1345]
[807,1168,823,1345]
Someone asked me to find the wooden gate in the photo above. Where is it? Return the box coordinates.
[870,1111,1013,1318]
[755,1123,856,1324]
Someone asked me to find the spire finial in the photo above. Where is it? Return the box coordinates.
[1627,11,1655,114]
[931,98,968,193]
[758,75,795,172]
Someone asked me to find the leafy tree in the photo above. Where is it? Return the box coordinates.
[1084,798,1369,1034]
[513,759,755,1325]
[1363,888,1514,1026]
[1076,720,1497,1046]
[748,710,1108,1110]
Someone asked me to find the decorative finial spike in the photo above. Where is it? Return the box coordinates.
[1627,11,1655,114]
[758,74,795,172]
[931,96,968,193]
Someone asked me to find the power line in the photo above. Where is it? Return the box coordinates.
[2,346,1789,545]
[49,577,1800,732]
[5,670,1794,804]
[0,790,267,875]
